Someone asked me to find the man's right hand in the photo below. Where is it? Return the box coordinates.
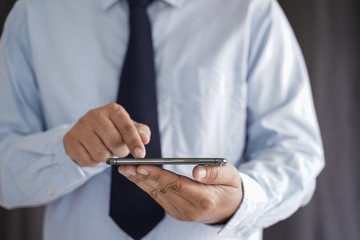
[63,103,150,167]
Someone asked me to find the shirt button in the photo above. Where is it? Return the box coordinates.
[46,189,53,196]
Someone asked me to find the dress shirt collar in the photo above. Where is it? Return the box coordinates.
[102,0,186,11]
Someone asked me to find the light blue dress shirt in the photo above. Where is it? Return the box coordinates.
[0,0,324,239]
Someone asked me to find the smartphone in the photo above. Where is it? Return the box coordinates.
[106,158,227,166]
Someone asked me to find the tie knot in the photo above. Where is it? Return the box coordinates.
[128,0,153,9]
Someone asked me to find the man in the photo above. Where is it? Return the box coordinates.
[0,0,324,239]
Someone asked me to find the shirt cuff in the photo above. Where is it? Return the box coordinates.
[218,172,267,239]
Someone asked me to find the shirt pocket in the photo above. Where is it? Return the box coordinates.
[159,67,247,161]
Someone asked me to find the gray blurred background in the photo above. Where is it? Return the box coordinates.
[1,0,359,239]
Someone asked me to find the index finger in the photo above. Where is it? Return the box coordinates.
[109,105,145,158]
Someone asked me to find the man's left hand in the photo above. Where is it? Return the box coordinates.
[117,164,243,224]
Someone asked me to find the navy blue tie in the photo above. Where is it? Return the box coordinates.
[109,0,164,239]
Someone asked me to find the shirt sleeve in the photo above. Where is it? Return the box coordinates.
[219,0,324,238]
[0,1,108,209]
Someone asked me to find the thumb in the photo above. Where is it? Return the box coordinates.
[192,164,241,187]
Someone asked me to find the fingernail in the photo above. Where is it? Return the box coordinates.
[125,168,137,177]
[137,168,149,176]
[198,167,207,179]
[119,169,130,177]
[134,147,145,158]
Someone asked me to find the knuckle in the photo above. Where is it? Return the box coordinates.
[109,103,127,116]
[130,177,140,184]
[154,181,182,197]
[127,138,141,151]
[167,181,182,193]
[120,123,137,137]
[208,169,220,183]
[78,115,87,126]
[78,116,95,129]
[86,109,98,118]
[136,173,148,182]
[159,186,168,194]
[152,173,161,182]
[97,109,107,119]
[149,189,160,200]
[107,103,120,111]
